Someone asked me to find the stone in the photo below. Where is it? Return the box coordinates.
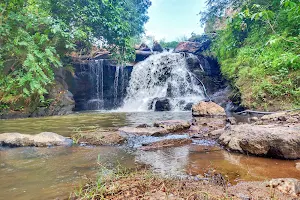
[135,50,153,62]
[174,42,203,54]
[218,124,300,159]
[72,131,125,146]
[0,132,72,147]
[149,98,171,111]
[119,120,191,137]
[139,138,192,151]
[268,178,300,196]
[154,120,191,132]
[192,101,226,117]
[250,117,259,123]
[226,117,237,125]
[189,117,226,138]
[296,163,300,171]
[259,111,300,125]
[138,43,151,51]
[152,41,164,52]
[119,127,169,137]
[261,112,287,121]
[287,117,298,124]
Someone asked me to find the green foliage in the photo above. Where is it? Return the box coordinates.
[202,0,300,110]
[0,0,150,111]
[159,40,179,49]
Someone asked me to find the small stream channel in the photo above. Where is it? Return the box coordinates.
[1,112,300,200]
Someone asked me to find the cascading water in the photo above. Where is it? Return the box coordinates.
[87,59,104,110]
[121,52,205,111]
[114,66,120,106]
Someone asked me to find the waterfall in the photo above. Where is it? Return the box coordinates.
[114,66,120,106]
[87,59,104,110]
[121,52,205,111]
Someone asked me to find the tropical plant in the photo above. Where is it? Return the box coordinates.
[200,0,300,110]
[0,0,151,111]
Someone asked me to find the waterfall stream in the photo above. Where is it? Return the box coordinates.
[121,52,205,111]
[87,59,104,110]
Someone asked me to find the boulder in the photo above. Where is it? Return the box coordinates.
[72,131,125,146]
[135,50,153,62]
[119,120,191,137]
[138,43,151,51]
[149,98,171,111]
[192,101,226,117]
[268,178,300,197]
[139,138,192,151]
[174,42,203,54]
[119,127,169,137]
[152,41,164,52]
[154,120,191,132]
[218,124,300,159]
[0,132,73,147]
[260,111,300,125]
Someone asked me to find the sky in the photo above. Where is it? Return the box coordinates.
[144,0,207,42]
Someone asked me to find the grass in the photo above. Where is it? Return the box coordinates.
[69,156,245,200]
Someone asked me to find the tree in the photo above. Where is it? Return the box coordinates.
[200,0,300,110]
[0,0,151,111]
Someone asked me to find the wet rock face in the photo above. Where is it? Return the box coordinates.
[192,101,226,117]
[218,124,300,159]
[72,131,126,146]
[268,178,300,197]
[149,98,171,111]
[0,132,73,147]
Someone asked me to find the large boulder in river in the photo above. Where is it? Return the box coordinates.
[154,120,191,132]
[149,98,171,111]
[119,127,169,137]
[0,132,72,147]
[192,101,226,117]
[174,42,203,54]
[217,124,300,159]
[119,120,191,137]
[71,131,125,146]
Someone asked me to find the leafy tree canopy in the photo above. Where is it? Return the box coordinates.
[200,0,300,110]
[0,0,151,110]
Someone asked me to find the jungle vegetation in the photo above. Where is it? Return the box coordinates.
[0,0,151,111]
[201,0,300,110]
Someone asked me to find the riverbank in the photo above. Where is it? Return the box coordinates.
[70,166,295,200]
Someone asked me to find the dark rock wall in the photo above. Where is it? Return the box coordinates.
[70,60,133,111]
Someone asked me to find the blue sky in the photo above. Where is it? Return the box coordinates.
[145,0,206,42]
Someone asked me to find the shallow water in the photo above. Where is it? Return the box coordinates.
[0,111,191,136]
[1,112,300,200]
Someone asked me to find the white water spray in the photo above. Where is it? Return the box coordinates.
[121,52,205,111]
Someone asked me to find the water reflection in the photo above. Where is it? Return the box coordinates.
[135,146,189,177]
[0,146,135,200]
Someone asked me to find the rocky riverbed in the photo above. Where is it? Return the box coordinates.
[1,107,300,199]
